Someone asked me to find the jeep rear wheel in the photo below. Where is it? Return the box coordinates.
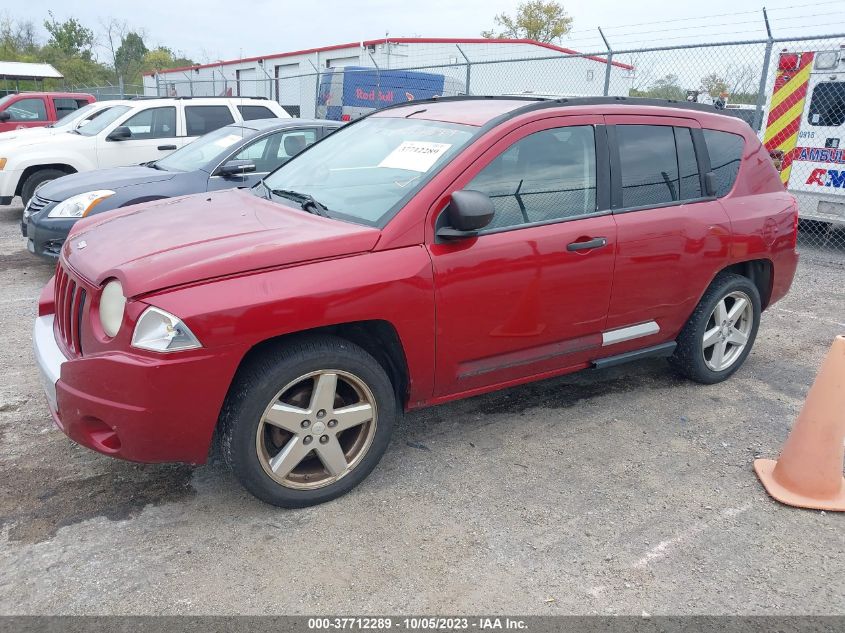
[669,273,761,384]
[220,336,396,507]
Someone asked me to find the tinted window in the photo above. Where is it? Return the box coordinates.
[237,105,277,121]
[675,127,702,200]
[54,98,81,119]
[617,125,679,207]
[703,129,744,197]
[123,107,176,139]
[186,105,235,136]
[467,126,597,231]
[5,97,47,121]
[808,82,845,127]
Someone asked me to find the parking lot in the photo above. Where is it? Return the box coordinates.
[0,198,843,615]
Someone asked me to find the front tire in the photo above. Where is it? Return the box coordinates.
[669,273,761,384]
[220,335,396,508]
[20,168,67,206]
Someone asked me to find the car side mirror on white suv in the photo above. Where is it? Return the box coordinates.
[107,126,132,141]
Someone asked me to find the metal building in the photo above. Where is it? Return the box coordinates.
[142,38,634,117]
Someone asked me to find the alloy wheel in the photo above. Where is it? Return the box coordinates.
[255,370,378,490]
[702,290,754,372]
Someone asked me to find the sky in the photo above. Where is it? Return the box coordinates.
[8,0,845,63]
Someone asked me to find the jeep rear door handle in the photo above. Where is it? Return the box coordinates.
[158,144,177,151]
[567,237,607,252]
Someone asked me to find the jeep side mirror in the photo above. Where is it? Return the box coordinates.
[704,171,717,197]
[107,125,132,141]
[217,159,257,177]
[436,190,495,240]
[0,111,10,122]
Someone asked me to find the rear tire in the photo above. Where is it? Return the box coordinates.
[21,169,67,206]
[669,273,761,384]
[220,335,396,508]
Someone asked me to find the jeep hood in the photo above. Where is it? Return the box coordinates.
[37,166,176,201]
[63,188,381,297]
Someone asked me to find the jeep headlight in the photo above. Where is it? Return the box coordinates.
[132,307,202,353]
[99,279,126,338]
[48,190,115,218]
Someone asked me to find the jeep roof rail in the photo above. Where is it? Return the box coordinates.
[376,94,727,116]
[127,95,269,100]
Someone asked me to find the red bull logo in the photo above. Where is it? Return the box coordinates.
[805,168,845,188]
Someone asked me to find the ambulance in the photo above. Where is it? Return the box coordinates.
[762,47,845,226]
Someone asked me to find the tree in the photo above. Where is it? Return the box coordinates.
[143,46,194,74]
[43,11,94,60]
[482,1,572,43]
[636,74,686,101]
[701,72,728,98]
[115,31,147,83]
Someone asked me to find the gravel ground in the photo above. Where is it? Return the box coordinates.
[0,199,843,615]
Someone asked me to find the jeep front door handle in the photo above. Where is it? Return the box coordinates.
[157,144,177,151]
[567,237,607,252]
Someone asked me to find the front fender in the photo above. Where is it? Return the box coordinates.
[142,247,437,406]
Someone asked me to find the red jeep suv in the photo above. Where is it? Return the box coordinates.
[33,96,798,507]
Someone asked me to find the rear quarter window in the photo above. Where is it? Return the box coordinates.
[237,105,277,121]
[185,105,235,136]
[703,129,744,197]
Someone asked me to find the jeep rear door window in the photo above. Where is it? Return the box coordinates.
[808,82,845,127]
[675,127,702,199]
[237,105,277,121]
[703,129,744,197]
[467,126,597,231]
[617,125,680,208]
[186,105,235,136]
[262,117,475,226]
[123,107,177,139]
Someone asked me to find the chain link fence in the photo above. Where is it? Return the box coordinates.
[135,33,845,253]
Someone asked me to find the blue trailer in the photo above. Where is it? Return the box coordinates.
[317,66,464,121]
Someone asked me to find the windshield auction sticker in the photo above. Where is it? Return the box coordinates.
[378,141,452,172]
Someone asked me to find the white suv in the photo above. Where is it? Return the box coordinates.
[0,97,289,205]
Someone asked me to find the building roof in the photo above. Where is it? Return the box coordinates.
[0,61,63,81]
[143,37,634,76]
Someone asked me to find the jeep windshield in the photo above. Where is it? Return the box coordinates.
[261,117,476,226]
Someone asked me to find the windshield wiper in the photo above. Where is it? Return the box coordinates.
[270,188,330,217]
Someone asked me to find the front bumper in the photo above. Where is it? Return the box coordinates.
[25,205,73,259]
[0,169,21,205]
[33,315,64,412]
[33,309,245,465]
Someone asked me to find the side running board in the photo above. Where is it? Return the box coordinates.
[591,341,677,370]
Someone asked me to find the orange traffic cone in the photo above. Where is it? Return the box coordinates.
[754,335,845,511]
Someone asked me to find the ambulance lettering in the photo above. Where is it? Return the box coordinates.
[806,168,845,188]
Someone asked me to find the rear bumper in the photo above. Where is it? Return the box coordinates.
[33,311,245,465]
[770,249,800,307]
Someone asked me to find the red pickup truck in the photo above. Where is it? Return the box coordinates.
[0,92,95,132]
[33,96,798,508]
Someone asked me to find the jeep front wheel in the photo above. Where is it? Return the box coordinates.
[221,336,396,507]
